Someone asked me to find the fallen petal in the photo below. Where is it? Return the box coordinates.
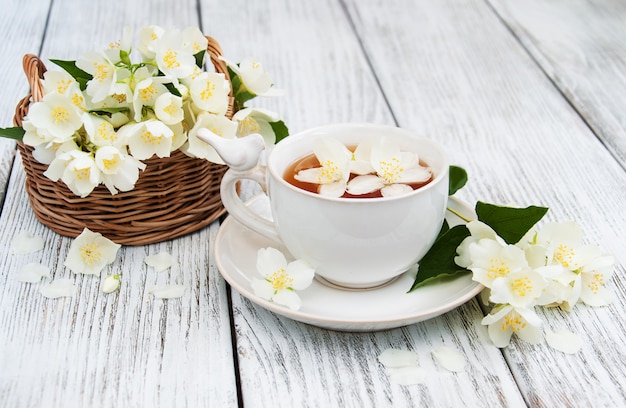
[12,231,45,254]
[39,278,77,298]
[432,346,466,372]
[386,366,426,385]
[145,252,177,272]
[378,349,419,368]
[545,329,582,354]
[15,263,50,283]
[149,284,185,299]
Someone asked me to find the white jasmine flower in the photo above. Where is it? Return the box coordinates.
[15,263,50,283]
[76,51,117,103]
[346,138,431,197]
[39,278,77,298]
[44,150,102,198]
[11,231,45,254]
[181,26,209,55]
[251,247,314,311]
[64,228,121,275]
[125,119,174,160]
[103,26,133,64]
[27,93,82,142]
[95,145,146,194]
[132,77,169,122]
[144,252,177,272]
[545,329,582,354]
[189,72,230,115]
[82,113,121,147]
[455,220,506,268]
[579,253,615,307]
[154,28,196,80]
[154,93,184,125]
[348,139,375,175]
[22,119,54,148]
[184,113,238,162]
[102,274,121,293]
[294,137,352,197]
[489,269,548,308]
[149,284,185,299]
[466,239,528,288]
[482,304,543,347]
[136,25,165,60]
[432,346,466,372]
[222,57,284,97]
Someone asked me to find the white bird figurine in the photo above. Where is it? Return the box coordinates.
[196,128,266,172]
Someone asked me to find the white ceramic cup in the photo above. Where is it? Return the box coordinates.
[202,123,449,289]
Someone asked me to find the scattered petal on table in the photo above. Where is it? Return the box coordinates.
[386,366,427,385]
[145,252,177,272]
[39,279,77,298]
[378,349,419,368]
[432,346,466,372]
[545,329,582,354]
[149,284,185,299]
[11,231,45,254]
[15,263,50,283]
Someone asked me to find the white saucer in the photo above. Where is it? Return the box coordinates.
[214,195,483,332]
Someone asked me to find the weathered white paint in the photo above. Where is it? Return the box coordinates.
[0,0,624,407]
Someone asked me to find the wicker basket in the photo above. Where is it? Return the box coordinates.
[12,37,234,245]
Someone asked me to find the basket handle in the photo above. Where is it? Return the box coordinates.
[13,35,236,127]
[13,54,46,127]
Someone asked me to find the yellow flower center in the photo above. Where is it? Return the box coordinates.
[93,62,110,82]
[71,93,86,111]
[51,106,70,124]
[501,314,527,333]
[238,117,261,136]
[510,277,533,297]
[141,130,162,145]
[316,160,342,184]
[101,157,119,171]
[200,80,215,100]
[163,102,178,116]
[553,244,577,269]
[267,268,293,291]
[377,157,403,184]
[97,122,116,142]
[487,258,510,279]
[56,79,72,94]
[139,84,157,102]
[73,167,91,181]
[111,93,127,103]
[109,40,121,49]
[79,242,102,266]
[586,273,604,294]
[163,48,180,69]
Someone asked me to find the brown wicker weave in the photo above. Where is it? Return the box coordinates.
[12,36,234,245]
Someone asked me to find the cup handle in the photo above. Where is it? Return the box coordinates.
[220,165,281,243]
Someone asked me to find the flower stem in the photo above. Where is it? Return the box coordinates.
[446,206,473,223]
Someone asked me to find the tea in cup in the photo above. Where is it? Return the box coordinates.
[198,123,449,289]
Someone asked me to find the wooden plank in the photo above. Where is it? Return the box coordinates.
[343,0,626,406]
[0,0,51,204]
[0,0,238,406]
[203,0,526,406]
[488,0,626,168]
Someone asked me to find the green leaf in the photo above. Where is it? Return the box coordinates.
[120,50,132,66]
[270,120,289,143]
[408,224,471,292]
[227,67,242,94]
[194,50,206,68]
[234,90,256,110]
[0,126,25,141]
[475,201,548,245]
[49,59,92,91]
[88,107,130,116]
[448,165,468,196]
[164,82,182,97]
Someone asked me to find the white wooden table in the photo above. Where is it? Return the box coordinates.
[1,0,625,406]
